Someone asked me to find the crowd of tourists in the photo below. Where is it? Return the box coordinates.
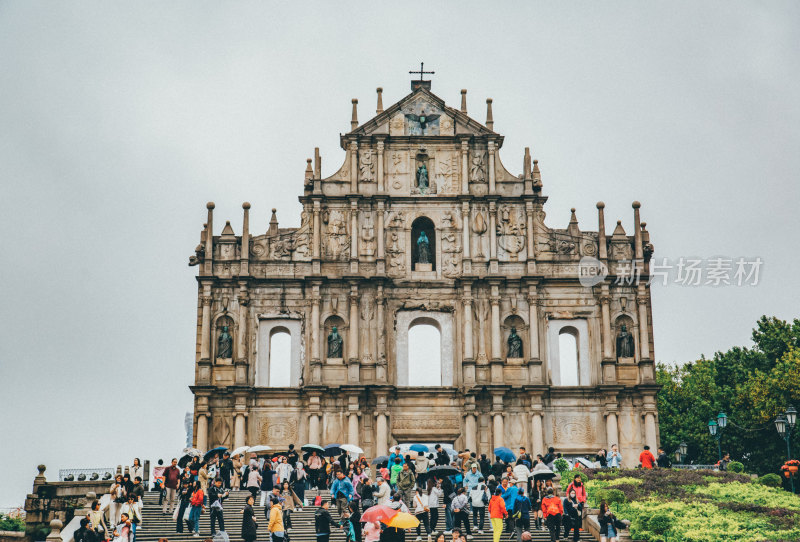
[72,443,666,542]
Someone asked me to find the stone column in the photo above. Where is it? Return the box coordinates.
[600,294,613,360]
[375,413,388,456]
[349,141,358,193]
[637,295,650,359]
[463,290,474,360]
[492,412,504,450]
[196,413,209,451]
[645,412,657,451]
[308,414,320,444]
[348,285,359,362]
[312,202,321,260]
[489,201,498,260]
[311,284,321,362]
[460,140,469,194]
[465,413,477,452]
[527,289,539,359]
[606,411,619,447]
[377,140,385,192]
[348,413,359,446]
[240,202,250,276]
[531,413,544,456]
[461,201,471,260]
[377,201,385,260]
[200,287,212,360]
[204,202,214,276]
[525,202,534,260]
[490,285,501,360]
[234,413,246,450]
[488,141,496,195]
[237,286,249,362]
[350,200,359,261]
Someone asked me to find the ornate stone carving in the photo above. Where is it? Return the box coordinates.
[470,152,486,183]
[327,326,343,358]
[259,416,299,445]
[389,151,408,190]
[359,150,375,182]
[386,231,406,277]
[497,206,526,261]
[436,153,460,194]
[616,324,635,359]
[270,237,294,260]
[442,232,462,278]
[217,326,233,358]
[212,414,232,449]
[394,415,459,430]
[552,415,596,446]
[324,209,350,261]
[472,210,488,259]
[387,212,405,229]
[293,210,312,259]
[361,213,375,257]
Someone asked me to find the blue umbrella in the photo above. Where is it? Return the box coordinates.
[410,444,430,454]
[324,444,343,457]
[494,447,516,463]
[203,446,227,462]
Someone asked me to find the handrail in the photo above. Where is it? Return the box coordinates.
[60,494,111,542]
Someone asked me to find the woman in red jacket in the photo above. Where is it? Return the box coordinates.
[488,488,507,542]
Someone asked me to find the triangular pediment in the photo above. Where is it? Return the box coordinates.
[348,87,496,140]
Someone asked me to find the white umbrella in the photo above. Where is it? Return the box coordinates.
[340,444,364,455]
[247,445,273,453]
[182,447,202,457]
[231,446,250,457]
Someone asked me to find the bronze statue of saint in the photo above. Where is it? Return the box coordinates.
[616,324,635,358]
[508,327,523,358]
[217,325,233,358]
[416,163,429,190]
[417,231,431,264]
[327,326,343,358]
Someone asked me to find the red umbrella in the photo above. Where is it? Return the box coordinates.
[361,505,399,524]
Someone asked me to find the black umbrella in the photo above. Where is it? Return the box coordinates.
[324,444,343,457]
[204,446,227,462]
[428,465,459,477]
[371,455,389,465]
[178,454,197,468]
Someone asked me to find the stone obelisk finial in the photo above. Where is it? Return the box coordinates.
[632,201,643,260]
[523,147,532,179]
[597,202,607,260]
[376,87,384,114]
[461,89,467,114]
[486,98,494,130]
[351,99,358,130]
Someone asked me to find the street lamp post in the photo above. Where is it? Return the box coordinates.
[673,441,688,466]
[707,412,727,463]
[775,406,797,494]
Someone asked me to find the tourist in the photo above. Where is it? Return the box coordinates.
[656,448,671,468]
[189,457,201,481]
[450,487,472,539]
[491,457,505,479]
[412,487,430,540]
[639,445,656,469]
[530,480,544,531]
[120,494,141,542]
[440,475,455,532]
[464,465,481,492]
[198,463,209,506]
[162,459,181,514]
[541,448,556,469]
[499,477,518,537]
[388,491,410,513]
[290,461,307,507]
[277,456,293,484]
[719,452,732,471]
[113,512,132,542]
[468,477,488,534]
[130,477,145,511]
[208,477,229,535]
[427,479,443,534]
[175,472,193,533]
[511,487,531,542]
[511,460,530,489]
[280,480,302,528]
[543,479,557,497]
[478,455,491,477]
[232,453,243,490]
[340,508,356,542]
[87,500,108,539]
[435,445,450,466]
[358,476,376,511]
[268,497,285,542]
[389,446,404,466]
[287,444,300,468]
[488,488,507,542]
[314,500,341,542]
[74,517,97,542]
[109,474,127,526]
[606,445,622,469]
[308,451,323,490]
[218,452,233,490]
[565,474,586,507]
[260,459,276,506]
[188,480,204,536]
[397,463,417,507]
[598,501,628,542]
[562,488,582,542]
[595,449,608,469]
[349,501,363,542]
[332,470,355,516]
[130,459,144,487]
[364,521,382,542]
[415,452,430,488]
[517,448,531,469]
[389,458,403,490]
[540,488,562,542]
[241,494,258,542]
[376,476,391,505]
[243,459,262,499]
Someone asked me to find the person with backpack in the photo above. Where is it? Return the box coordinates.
[540,488,563,542]
[450,487,473,539]
[562,487,583,542]
[511,488,531,542]
[208,477,229,536]
[656,448,671,468]
[397,463,417,509]
[488,488,507,542]
[268,497,286,542]
[469,478,488,534]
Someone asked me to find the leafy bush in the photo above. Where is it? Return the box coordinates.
[595,488,626,505]
[0,514,25,532]
[647,512,673,535]
[757,473,782,487]
[553,458,570,473]
[727,461,744,473]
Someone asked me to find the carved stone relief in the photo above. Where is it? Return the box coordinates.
[359,150,375,183]
[436,152,460,194]
[360,213,376,258]
[324,209,350,261]
[470,152,487,183]
[389,151,408,190]
[442,232,462,278]
[497,206,526,261]
[259,415,299,445]
[552,415,596,446]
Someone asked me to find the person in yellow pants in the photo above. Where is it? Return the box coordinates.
[488,488,508,542]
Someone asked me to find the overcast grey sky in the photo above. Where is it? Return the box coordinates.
[2,1,799,507]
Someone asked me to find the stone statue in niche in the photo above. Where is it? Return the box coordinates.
[327,326,343,358]
[470,153,486,183]
[417,231,431,264]
[616,324,635,359]
[507,327,523,358]
[359,150,375,182]
[416,163,429,191]
[218,326,233,358]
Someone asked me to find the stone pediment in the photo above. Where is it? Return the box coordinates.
[346,87,496,141]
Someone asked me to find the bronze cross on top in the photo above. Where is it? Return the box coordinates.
[409,62,435,81]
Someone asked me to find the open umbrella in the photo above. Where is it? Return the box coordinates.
[409,444,430,454]
[204,446,227,461]
[340,444,364,455]
[324,444,343,457]
[428,465,459,477]
[182,447,203,457]
[386,512,420,529]
[230,446,249,458]
[371,455,389,465]
[301,444,325,453]
[247,445,272,455]
[532,464,555,480]
[178,454,195,468]
[360,505,399,524]
[494,447,516,463]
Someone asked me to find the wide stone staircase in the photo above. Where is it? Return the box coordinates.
[136,489,594,542]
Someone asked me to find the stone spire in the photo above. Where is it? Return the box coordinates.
[376,87,384,114]
[532,159,542,189]
[305,158,313,183]
[314,147,321,178]
[241,202,250,273]
[597,202,607,260]
[351,99,358,130]
[632,201,643,260]
[461,89,467,113]
[568,208,581,237]
[523,147,532,179]
[486,98,494,130]
[204,202,214,274]
[268,208,279,236]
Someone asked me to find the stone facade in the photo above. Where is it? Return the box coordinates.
[189,80,660,466]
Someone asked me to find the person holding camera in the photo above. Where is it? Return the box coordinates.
[208,477,229,535]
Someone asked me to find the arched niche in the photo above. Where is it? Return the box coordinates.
[269,327,292,387]
[502,314,527,360]
[408,319,442,386]
[255,317,303,387]
[547,319,591,386]
[323,314,346,362]
[213,313,236,362]
[410,216,436,271]
[614,314,637,361]
[395,311,453,386]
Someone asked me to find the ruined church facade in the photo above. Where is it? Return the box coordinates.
[189,80,660,465]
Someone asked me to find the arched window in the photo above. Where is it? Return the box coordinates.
[269,328,291,387]
[411,216,436,271]
[558,327,579,386]
[408,322,441,386]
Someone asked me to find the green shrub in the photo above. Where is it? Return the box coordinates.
[596,488,627,505]
[647,512,673,535]
[727,461,744,473]
[554,458,570,473]
[0,514,25,532]
[757,473,782,488]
